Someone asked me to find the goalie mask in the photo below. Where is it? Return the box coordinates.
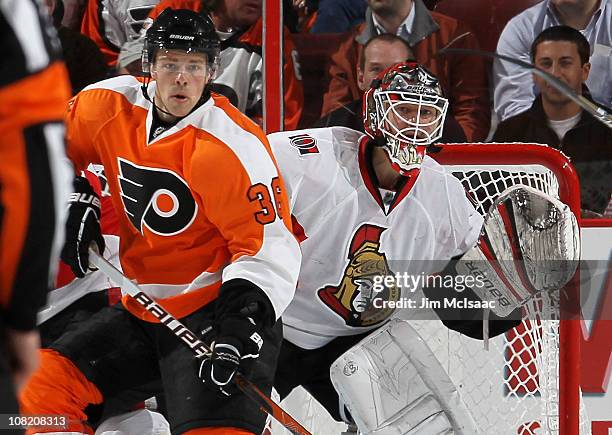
[363,62,449,175]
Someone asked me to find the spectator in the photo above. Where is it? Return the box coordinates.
[314,33,466,142]
[45,0,108,93]
[493,26,612,216]
[119,0,304,130]
[310,0,367,33]
[321,0,490,142]
[493,0,611,121]
[81,0,161,68]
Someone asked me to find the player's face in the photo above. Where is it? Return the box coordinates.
[358,40,413,91]
[533,40,590,105]
[152,50,210,120]
[384,99,439,140]
[222,0,262,28]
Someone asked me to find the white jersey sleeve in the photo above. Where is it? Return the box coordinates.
[268,126,366,214]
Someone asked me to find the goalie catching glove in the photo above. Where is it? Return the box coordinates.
[199,280,273,396]
[456,185,580,317]
[60,175,105,277]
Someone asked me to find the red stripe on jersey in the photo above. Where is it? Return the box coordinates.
[291,214,307,243]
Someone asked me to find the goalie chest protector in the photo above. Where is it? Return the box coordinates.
[268,127,484,349]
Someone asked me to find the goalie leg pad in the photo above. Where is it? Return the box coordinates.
[330,319,478,434]
[456,185,580,317]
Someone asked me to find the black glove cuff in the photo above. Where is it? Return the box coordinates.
[70,175,102,218]
[216,279,276,328]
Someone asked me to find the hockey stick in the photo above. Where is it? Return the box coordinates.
[437,47,612,130]
[88,249,312,435]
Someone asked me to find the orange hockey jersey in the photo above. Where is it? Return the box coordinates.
[66,75,301,322]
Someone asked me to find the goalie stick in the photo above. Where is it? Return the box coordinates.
[437,46,612,130]
[88,249,312,435]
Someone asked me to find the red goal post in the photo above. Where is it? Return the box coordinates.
[430,142,582,435]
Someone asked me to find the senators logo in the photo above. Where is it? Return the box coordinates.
[318,224,400,327]
[118,158,197,236]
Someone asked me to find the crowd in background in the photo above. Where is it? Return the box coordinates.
[46,0,612,216]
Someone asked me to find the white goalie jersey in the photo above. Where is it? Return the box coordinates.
[268,127,484,350]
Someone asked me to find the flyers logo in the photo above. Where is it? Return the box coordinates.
[118,158,197,236]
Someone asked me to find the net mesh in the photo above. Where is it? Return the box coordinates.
[274,151,587,435]
[411,162,589,435]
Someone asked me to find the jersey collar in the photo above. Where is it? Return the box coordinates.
[145,88,215,145]
[358,136,420,215]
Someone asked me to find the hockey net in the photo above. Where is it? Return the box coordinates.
[275,143,587,435]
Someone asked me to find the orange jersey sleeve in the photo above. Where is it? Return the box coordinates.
[187,96,300,319]
[65,84,130,172]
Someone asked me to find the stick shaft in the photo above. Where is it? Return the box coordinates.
[89,250,312,435]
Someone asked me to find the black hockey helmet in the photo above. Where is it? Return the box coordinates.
[142,8,220,76]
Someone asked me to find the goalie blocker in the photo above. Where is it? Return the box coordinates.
[424,184,579,338]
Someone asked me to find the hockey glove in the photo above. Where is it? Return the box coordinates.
[60,176,105,277]
[455,185,579,317]
[198,280,273,396]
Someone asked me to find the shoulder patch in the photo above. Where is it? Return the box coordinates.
[289,133,319,155]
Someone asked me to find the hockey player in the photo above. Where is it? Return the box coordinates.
[80,0,161,68]
[268,62,578,433]
[20,8,300,435]
[0,0,72,423]
[269,61,485,427]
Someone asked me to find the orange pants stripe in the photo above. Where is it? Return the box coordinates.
[19,349,103,434]
[20,350,257,434]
